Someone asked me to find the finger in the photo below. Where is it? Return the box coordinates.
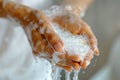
[57,52,81,70]
[0,0,7,17]
[65,60,81,70]
[58,51,81,62]
[66,54,81,62]
[71,62,81,70]
[3,1,64,53]
[81,50,94,69]
[31,29,53,58]
[80,19,99,55]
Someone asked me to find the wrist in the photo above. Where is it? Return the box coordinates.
[64,5,83,17]
[62,0,93,17]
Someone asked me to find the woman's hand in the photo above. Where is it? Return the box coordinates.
[51,11,99,72]
[0,0,64,53]
[0,0,99,72]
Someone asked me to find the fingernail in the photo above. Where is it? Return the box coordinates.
[82,61,90,69]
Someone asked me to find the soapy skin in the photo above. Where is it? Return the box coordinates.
[0,0,99,72]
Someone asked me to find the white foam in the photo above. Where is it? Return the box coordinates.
[65,5,73,11]
[52,24,90,60]
[39,27,45,34]
[44,5,90,61]
[43,5,67,19]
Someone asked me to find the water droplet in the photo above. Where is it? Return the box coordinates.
[95,59,97,62]
[82,71,85,74]
[59,75,61,78]
[93,64,96,67]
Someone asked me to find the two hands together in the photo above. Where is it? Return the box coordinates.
[0,0,99,72]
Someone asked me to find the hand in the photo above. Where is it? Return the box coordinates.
[53,13,99,55]
[1,0,64,53]
[51,10,99,71]
[0,0,99,72]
